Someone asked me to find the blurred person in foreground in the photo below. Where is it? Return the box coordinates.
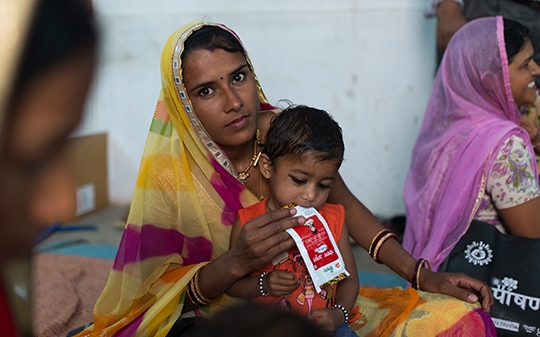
[0,0,97,336]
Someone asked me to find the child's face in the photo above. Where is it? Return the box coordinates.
[261,150,339,211]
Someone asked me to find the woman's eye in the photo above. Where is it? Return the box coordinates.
[199,87,214,97]
[233,72,246,83]
[290,176,306,185]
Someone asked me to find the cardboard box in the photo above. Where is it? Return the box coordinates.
[65,133,108,220]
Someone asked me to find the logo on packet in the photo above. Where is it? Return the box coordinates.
[315,245,328,253]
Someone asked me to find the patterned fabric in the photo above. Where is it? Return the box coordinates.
[356,287,495,336]
[238,200,344,317]
[403,17,538,271]
[476,134,540,232]
[76,21,497,337]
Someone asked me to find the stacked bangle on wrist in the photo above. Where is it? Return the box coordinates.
[368,229,398,264]
[332,304,349,324]
[259,272,269,297]
[411,258,431,290]
[186,268,218,307]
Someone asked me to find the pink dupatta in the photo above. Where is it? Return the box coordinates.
[403,16,536,271]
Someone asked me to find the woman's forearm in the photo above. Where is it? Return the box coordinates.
[345,198,416,282]
[197,249,250,300]
[225,276,261,299]
[182,249,250,312]
[329,175,417,283]
[372,238,416,282]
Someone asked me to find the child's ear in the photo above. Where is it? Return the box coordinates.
[259,153,273,180]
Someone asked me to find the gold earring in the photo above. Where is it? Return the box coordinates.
[255,129,261,145]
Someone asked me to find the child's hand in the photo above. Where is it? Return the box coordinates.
[309,308,342,336]
[519,119,539,140]
[264,270,298,296]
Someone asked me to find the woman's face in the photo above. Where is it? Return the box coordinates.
[0,52,94,264]
[182,48,260,149]
[509,40,540,107]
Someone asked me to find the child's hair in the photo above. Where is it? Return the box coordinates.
[263,105,344,168]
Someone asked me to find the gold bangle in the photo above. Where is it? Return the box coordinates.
[372,232,398,264]
[187,277,207,307]
[193,268,218,304]
[368,229,391,257]
[412,259,431,290]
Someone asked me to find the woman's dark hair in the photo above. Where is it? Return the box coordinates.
[504,18,531,63]
[181,25,245,63]
[10,0,97,101]
[263,105,345,168]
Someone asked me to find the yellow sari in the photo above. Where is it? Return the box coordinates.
[77,22,496,337]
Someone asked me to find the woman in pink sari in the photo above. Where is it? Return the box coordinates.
[404,16,540,271]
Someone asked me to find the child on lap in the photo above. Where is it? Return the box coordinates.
[227,105,359,337]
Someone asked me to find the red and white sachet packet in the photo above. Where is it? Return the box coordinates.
[284,203,349,293]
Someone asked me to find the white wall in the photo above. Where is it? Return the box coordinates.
[77,0,437,218]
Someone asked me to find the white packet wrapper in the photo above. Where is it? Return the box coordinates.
[285,205,349,293]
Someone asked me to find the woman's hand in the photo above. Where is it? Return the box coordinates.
[310,308,342,337]
[420,269,494,311]
[264,270,298,296]
[229,207,303,277]
[194,208,303,307]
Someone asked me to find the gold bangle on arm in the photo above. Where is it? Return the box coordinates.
[368,229,391,257]
[194,268,219,303]
[187,277,207,307]
[187,268,218,307]
[372,232,398,264]
[411,258,431,290]
[368,229,398,264]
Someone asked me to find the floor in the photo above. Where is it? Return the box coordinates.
[34,205,404,286]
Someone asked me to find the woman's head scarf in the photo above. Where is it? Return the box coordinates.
[403,16,536,271]
[78,22,272,336]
